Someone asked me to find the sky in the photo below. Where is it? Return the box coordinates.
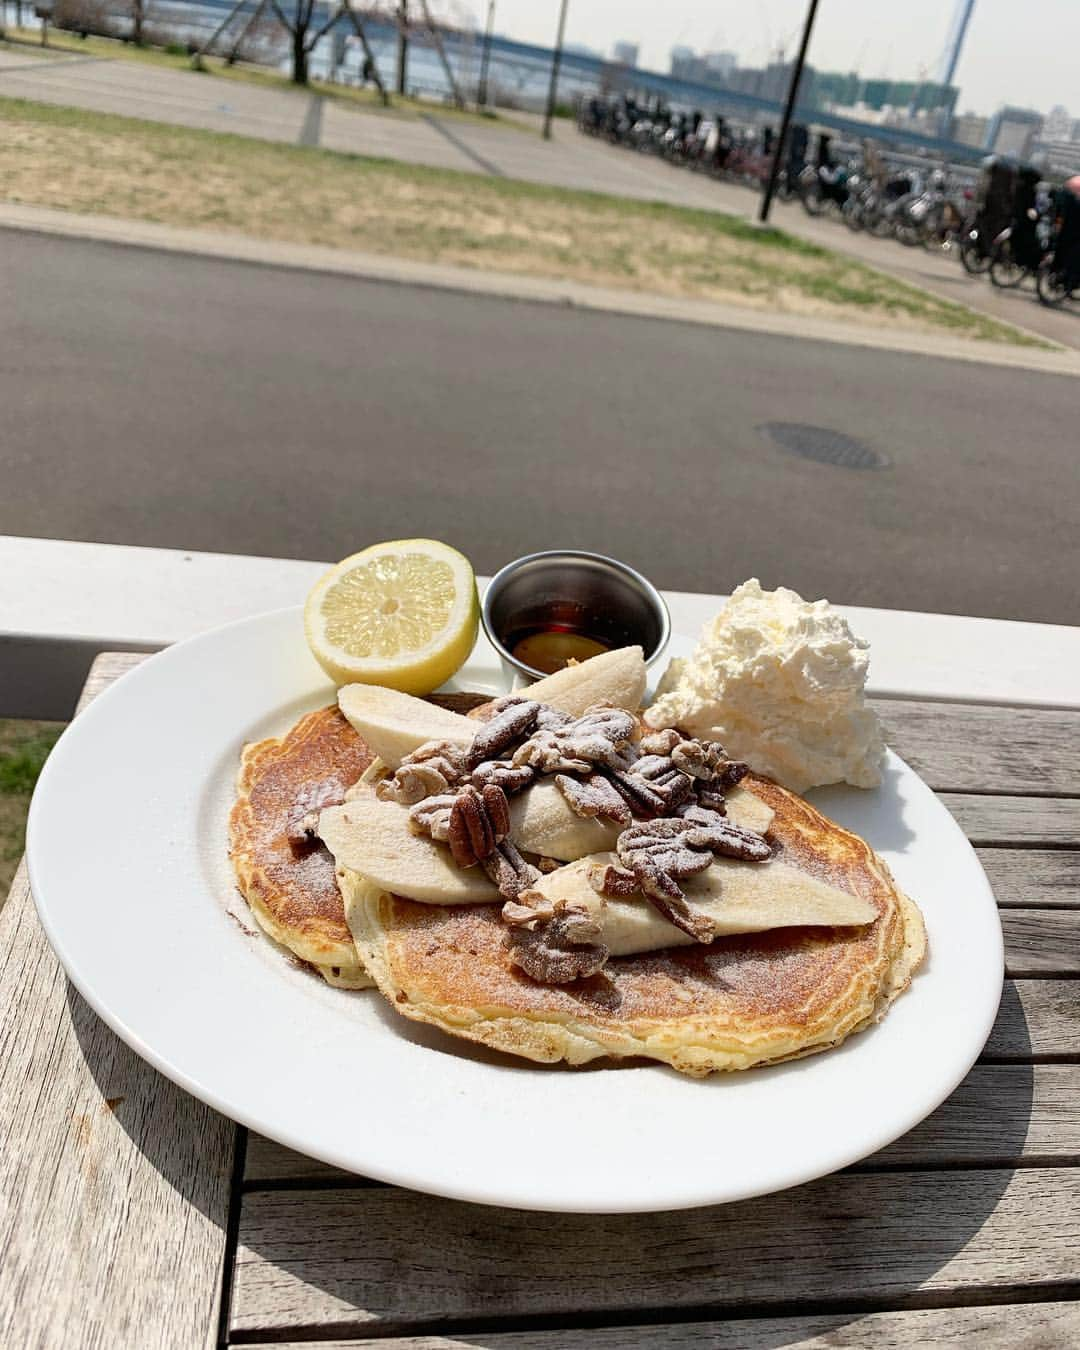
[450,1,1078,119]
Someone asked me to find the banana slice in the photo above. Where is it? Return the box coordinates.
[532,852,876,955]
[724,785,775,835]
[509,781,773,863]
[337,684,476,770]
[521,646,646,716]
[509,779,623,861]
[318,797,499,903]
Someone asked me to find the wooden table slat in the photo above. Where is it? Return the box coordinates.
[1002,910,1080,975]
[241,1299,1080,1347]
[985,979,1080,1058]
[230,1168,1080,1335]
[940,794,1080,847]
[976,848,1080,908]
[875,698,1080,796]
[0,655,236,1350]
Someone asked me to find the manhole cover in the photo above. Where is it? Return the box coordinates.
[758,422,890,470]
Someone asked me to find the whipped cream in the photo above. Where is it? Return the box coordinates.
[644,579,884,794]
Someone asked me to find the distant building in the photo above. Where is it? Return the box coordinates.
[1043,104,1071,140]
[952,111,990,149]
[729,60,815,106]
[611,41,639,68]
[565,42,602,60]
[704,51,737,78]
[670,44,694,75]
[1028,137,1080,177]
[854,78,957,116]
[986,105,1043,158]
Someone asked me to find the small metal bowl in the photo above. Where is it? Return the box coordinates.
[482,549,671,686]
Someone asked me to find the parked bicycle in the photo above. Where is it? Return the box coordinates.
[1036,181,1080,307]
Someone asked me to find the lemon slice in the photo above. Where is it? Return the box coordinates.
[304,540,479,694]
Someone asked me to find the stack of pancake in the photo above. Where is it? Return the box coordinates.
[229,650,925,1076]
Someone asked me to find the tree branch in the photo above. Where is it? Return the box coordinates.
[304,2,343,52]
[268,0,294,34]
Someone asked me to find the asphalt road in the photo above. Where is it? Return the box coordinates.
[3,230,1077,625]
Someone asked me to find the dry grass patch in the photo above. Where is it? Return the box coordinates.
[0,95,1044,344]
[0,719,64,901]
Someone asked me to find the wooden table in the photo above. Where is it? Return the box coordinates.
[2,652,1078,1349]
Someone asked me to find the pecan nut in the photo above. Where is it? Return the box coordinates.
[588,861,639,897]
[615,812,769,942]
[482,839,541,900]
[505,895,609,984]
[555,771,632,824]
[676,804,772,860]
[512,704,635,775]
[286,777,347,853]
[376,739,467,805]
[609,753,693,816]
[407,791,458,842]
[470,760,535,795]
[639,728,683,756]
[640,730,749,789]
[466,699,540,769]
[448,783,511,868]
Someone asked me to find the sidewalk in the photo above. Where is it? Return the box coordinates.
[2,43,1077,350]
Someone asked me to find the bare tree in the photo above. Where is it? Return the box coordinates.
[268,0,340,85]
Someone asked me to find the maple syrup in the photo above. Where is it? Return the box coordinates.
[503,599,639,675]
[509,627,611,675]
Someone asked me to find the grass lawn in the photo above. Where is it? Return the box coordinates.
[0,720,64,900]
[1,28,518,128]
[0,93,1042,345]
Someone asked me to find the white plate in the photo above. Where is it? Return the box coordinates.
[27,607,1004,1213]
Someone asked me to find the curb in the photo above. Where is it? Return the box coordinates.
[3,201,1079,377]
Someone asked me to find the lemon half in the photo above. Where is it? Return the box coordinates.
[304,539,479,694]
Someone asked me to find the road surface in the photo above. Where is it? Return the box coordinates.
[2,45,1078,350]
[2,230,1077,625]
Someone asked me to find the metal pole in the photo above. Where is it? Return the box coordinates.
[191,0,250,67]
[419,0,464,108]
[477,0,494,108]
[396,0,408,95]
[541,0,568,140]
[758,0,820,223]
[341,0,389,105]
[226,0,268,65]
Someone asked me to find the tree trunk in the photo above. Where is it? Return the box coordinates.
[291,26,308,84]
[132,0,144,46]
[395,0,407,94]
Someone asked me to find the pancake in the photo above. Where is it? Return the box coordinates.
[343,776,926,1076]
[230,706,375,987]
[229,694,489,989]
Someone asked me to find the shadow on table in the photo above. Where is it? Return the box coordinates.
[68,973,1033,1345]
[66,981,236,1232]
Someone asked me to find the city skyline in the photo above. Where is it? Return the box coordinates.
[480,0,1077,120]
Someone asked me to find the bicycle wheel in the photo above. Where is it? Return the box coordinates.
[800,184,826,216]
[1037,265,1070,308]
[990,250,1025,289]
[866,208,892,238]
[843,201,865,232]
[960,238,991,275]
